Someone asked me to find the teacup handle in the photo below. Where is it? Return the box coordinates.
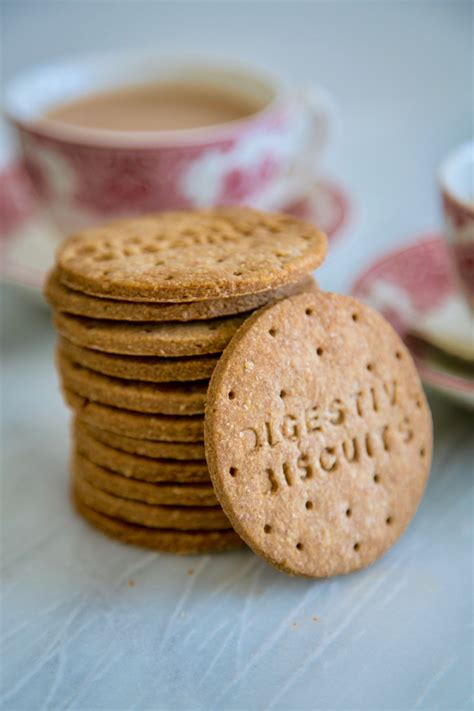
[295,85,338,169]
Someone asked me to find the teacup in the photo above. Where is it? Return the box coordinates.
[5,52,335,236]
[440,141,474,309]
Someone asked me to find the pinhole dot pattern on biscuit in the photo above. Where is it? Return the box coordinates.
[206,291,432,578]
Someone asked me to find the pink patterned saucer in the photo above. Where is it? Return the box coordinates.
[352,235,474,410]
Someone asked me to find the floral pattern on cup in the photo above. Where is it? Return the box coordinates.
[17,110,294,234]
[440,141,474,308]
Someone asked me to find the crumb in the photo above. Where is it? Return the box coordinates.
[312,616,318,622]
[292,621,298,628]
[128,580,135,587]
[187,568,194,576]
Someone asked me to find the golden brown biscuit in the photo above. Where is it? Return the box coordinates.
[64,389,205,442]
[53,311,247,357]
[205,291,432,578]
[46,270,316,321]
[74,422,209,483]
[76,419,205,460]
[56,207,326,301]
[60,338,218,382]
[73,489,244,553]
[58,349,208,415]
[74,473,230,530]
[74,453,218,506]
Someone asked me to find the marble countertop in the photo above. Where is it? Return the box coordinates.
[1,2,472,709]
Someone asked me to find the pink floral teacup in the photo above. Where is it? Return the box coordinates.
[5,52,335,237]
[440,141,474,309]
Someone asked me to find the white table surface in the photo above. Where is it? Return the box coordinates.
[1,2,473,710]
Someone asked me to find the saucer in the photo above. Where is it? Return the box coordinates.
[0,163,349,300]
[352,234,474,410]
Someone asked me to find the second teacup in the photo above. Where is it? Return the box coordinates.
[440,141,474,309]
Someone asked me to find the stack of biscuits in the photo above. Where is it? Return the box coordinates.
[45,207,327,555]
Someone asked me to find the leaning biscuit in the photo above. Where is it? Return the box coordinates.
[46,270,316,321]
[57,349,208,415]
[56,207,326,302]
[73,490,244,554]
[205,291,432,578]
